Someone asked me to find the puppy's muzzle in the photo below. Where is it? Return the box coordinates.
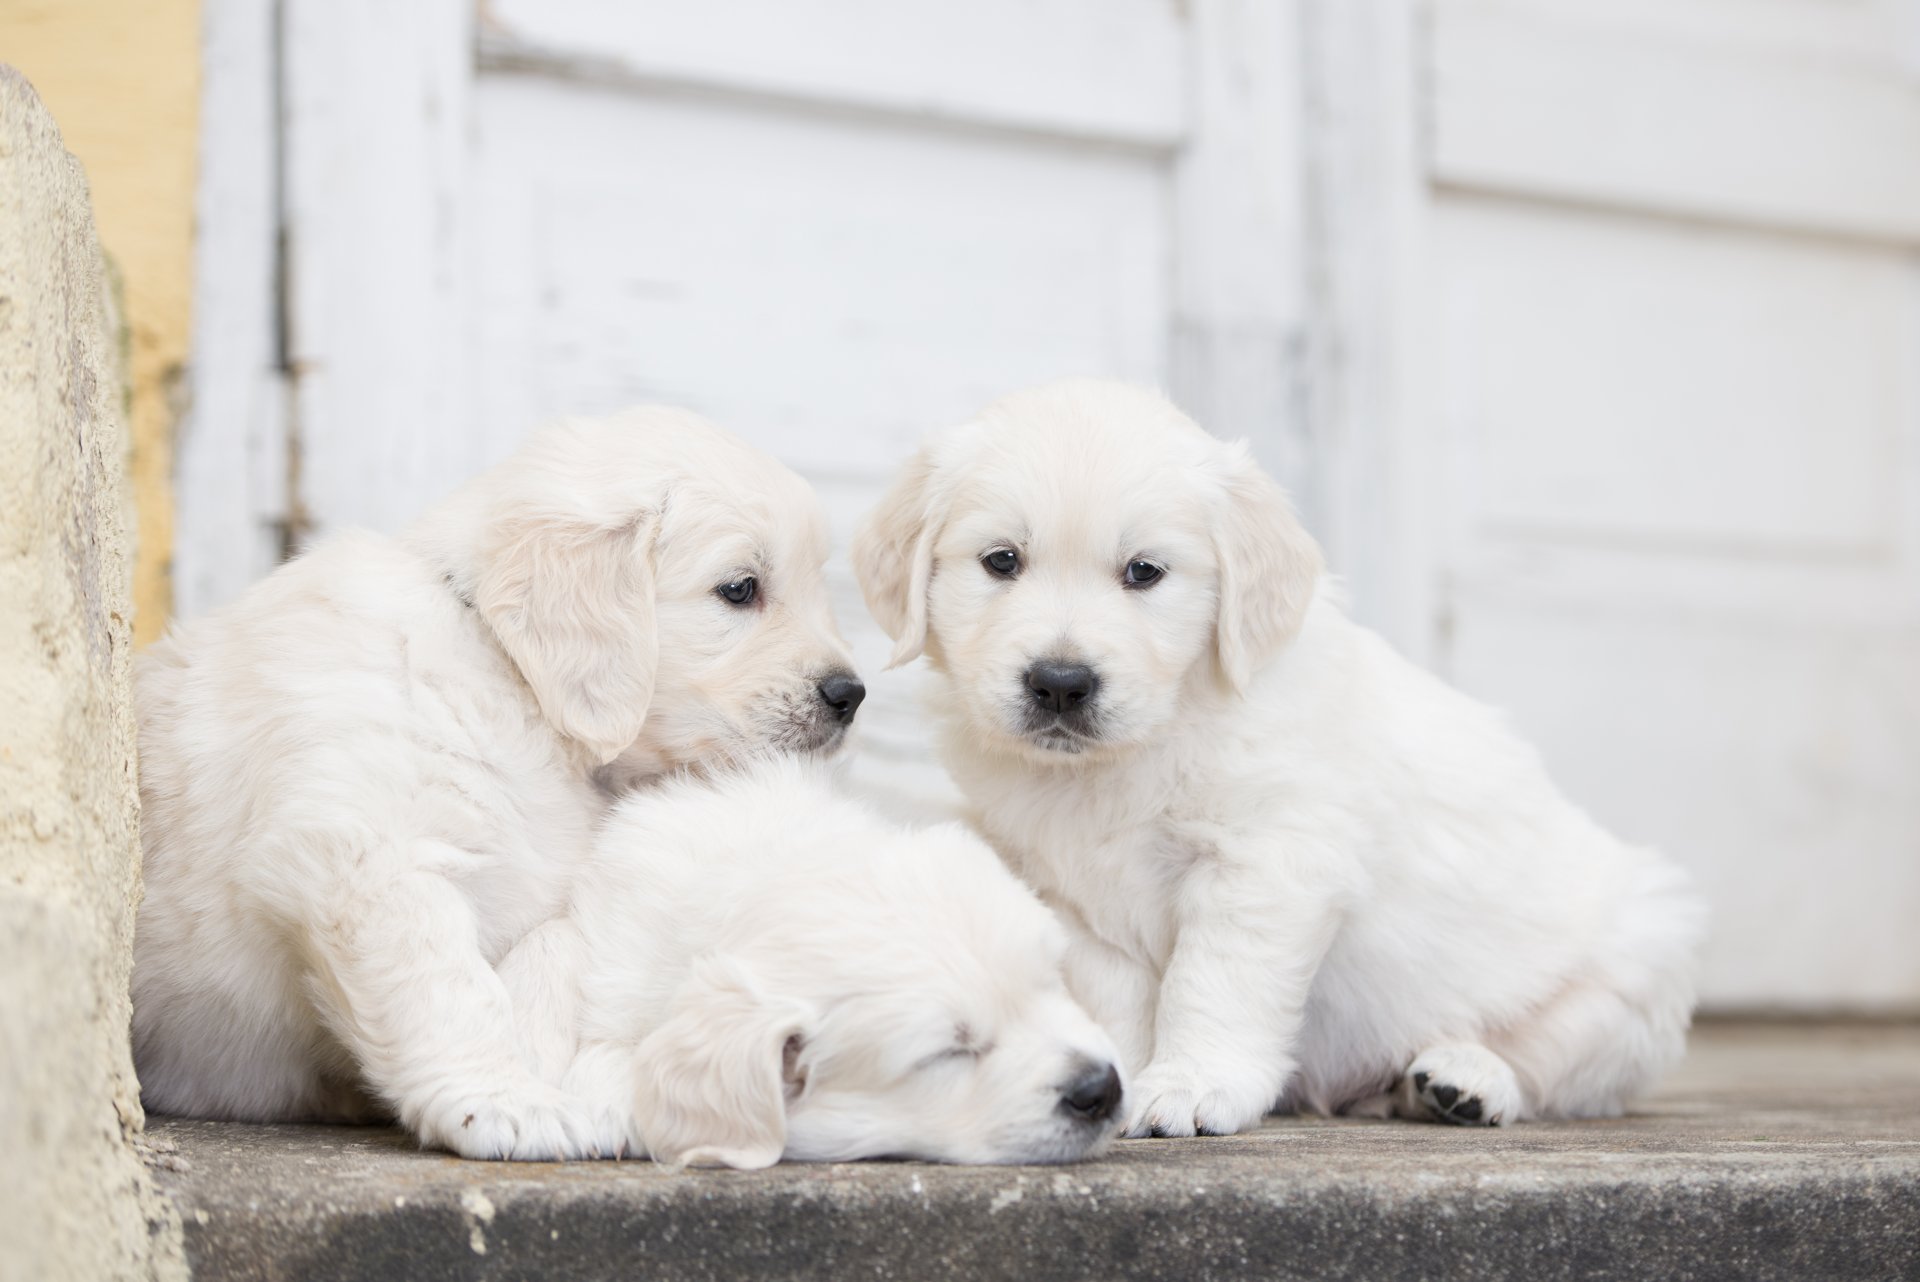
[791,669,864,752]
[1057,1059,1124,1126]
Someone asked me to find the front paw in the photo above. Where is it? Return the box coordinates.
[418,1081,626,1160]
[1397,1042,1524,1127]
[1124,1062,1274,1138]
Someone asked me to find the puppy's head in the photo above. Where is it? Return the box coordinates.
[430,409,862,780]
[852,380,1321,762]
[629,820,1124,1168]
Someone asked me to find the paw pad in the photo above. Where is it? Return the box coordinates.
[1415,1075,1497,1126]
[1400,1044,1520,1128]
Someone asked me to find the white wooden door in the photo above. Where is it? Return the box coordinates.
[179,0,1310,816]
[182,0,1920,1010]
[1416,0,1920,1009]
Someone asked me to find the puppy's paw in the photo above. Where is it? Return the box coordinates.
[420,1082,626,1161]
[569,1097,634,1160]
[1397,1042,1523,1127]
[1124,1062,1272,1138]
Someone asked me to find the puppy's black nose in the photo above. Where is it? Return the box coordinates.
[1058,1061,1123,1124]
[1026,662,1098,714]
[816,672,866,723]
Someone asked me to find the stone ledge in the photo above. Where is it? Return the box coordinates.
[150,1022,1920,1282]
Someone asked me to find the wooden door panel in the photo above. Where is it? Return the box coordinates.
[468,79,1170,479]
[1434,1,1920,241]
[1431,0,1920,1007]
[466,75,1173,810]
[1435,198,1909,555]
[480,0,1189,146]
[189,0,1310,816]
[1451,596,1920,1008]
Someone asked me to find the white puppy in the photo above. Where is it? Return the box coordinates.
[853,380,1705,1135]
[498,759,1126,1167]
[134,409,864,1158]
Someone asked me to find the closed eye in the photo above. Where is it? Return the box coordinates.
[913,1044,984,1072]
[913,1023,993,1072]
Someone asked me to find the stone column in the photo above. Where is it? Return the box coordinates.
[0,65,186,1282]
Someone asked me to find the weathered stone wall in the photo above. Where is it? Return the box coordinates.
[0,66,186,1282]
[0,0,203,645]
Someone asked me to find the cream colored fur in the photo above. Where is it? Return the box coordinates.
[133,409,858,1158]
[499,759,1126,1168]
[854,379,1705,1134]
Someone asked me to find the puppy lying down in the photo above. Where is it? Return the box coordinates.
[499,759,1127,1167]
[854,379,1707,1135]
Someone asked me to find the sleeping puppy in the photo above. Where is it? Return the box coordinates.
[499,758,1126,1168]
[852,379,1705,1135]
[134,408,864,1158]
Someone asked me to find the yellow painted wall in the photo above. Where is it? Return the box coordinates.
[2,0,202,644]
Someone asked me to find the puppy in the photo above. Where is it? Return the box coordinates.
[133,409,863,1158]
[498,758,1126,1167]
[853,379,1704,1135]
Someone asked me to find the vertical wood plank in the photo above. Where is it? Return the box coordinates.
[1295,0,1439,663]
[172,0,286,620]
[1170,0,1313,510]
[280,0,474,542]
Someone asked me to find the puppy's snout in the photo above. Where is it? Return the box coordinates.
[1058,1059,1123,1125]
[1026,662,1098,715]
[816,671,867,724]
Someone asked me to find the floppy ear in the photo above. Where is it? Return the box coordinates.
[852,446,942,668]
[630,956,812,1171]
[473,508,658,764]
[1212,443,1324,694]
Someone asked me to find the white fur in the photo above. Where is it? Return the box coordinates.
[853,379,1706,1134]
[497,758,1126,1168]
[132,408,859,1157]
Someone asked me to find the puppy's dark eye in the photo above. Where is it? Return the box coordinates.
[716,577,757,606]
[982,548,1021,578]
[1123,560,1165,588]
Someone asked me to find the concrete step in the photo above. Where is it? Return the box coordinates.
[147,1022,1920,1281]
